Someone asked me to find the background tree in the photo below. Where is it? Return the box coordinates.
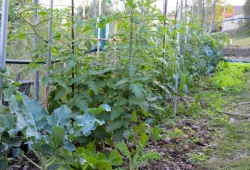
[243,0,250,34]
[192,0,233,32]
[214,5,234,24]
[243,0,250,17]
[212,4,234,30]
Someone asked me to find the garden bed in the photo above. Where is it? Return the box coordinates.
[223,47,250,57]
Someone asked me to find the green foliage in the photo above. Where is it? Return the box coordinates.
[71,142,123,170]
[151,126,162,143]
[187,152,209,165]
[166,127,184,138]
[243,0,250,17]
[211,62,250,92]
[0,93,108,170]
[1,0,229,169]
[242,0,250,34]
[182,18,225,79]
[116,133,160,170]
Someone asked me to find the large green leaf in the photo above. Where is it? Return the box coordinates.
[54,88,66,100]
[129,97,148,110]
[65,60,76,72]
[114,78,129,87]
[12,94,48,139]
[64,140,76,151]
[107,120,129,132]
[110,106,123,120]
[76,142,96,158]
[129,63,137,78]
[75,99,88,111]
[0,159,8,170]
[47,105,71,127]
[70,75,84,84]
[0,113,14,129]
[3,82,17,101]
[86,66,116,75]
[40,144,52,154]
[88,104,111,115]
[92,160,112,170]
[129,83,143,98]
[51,126,65,146]
[53,80,69,90]
[108,150,123,166]
[139,132,149,149]
[86,80,98,95]
[75,112,105,136]
[1,132,22,147]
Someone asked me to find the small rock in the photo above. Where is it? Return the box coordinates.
[168,148,175,153]
[23,165,29,170]
[163,166,170,170]
[184,145,189,149]
[164,137,171,143]
[192,125,200,130]
[229,117,236,123]
[173,165,181,170]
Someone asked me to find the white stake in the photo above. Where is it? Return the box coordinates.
[174,0,183,116]
[45,0,53,109]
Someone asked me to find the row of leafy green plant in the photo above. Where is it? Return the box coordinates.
[0,0,227,169]
[211,62,250,92]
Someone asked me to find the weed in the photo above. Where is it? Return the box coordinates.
[187,152,209,165]
[116,133,160,170]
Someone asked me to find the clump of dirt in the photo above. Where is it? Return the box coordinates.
[8,152,40,170]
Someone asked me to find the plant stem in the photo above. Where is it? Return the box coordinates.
[129,12,133,62]
[32,150,40,159]
[16,10,43,41]
[47,156,57,167]
[21,153,42,169]
[47,155,56,164]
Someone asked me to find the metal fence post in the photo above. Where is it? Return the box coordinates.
[0,0,9,107]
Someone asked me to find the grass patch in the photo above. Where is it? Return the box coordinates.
[208,120,250,170]
[231,37,250,47]
[202,72,250,169]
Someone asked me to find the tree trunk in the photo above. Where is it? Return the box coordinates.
[198,0,201,14]
[209,0,217,32]
[205,0,208,31]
